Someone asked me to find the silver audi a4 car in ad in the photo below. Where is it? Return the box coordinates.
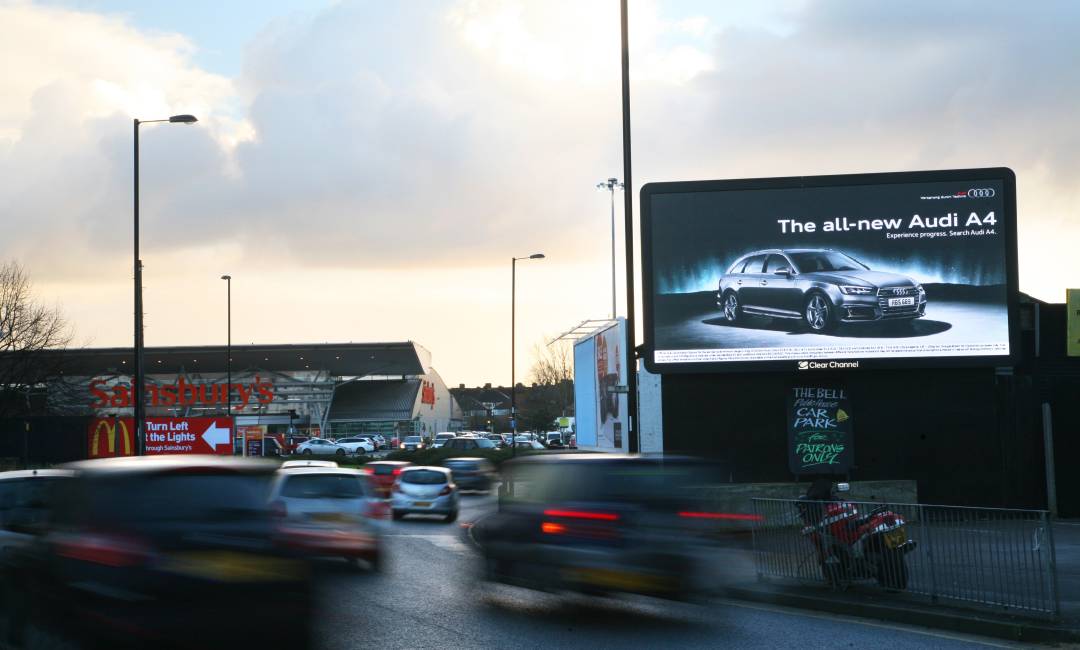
[717,249,927,332]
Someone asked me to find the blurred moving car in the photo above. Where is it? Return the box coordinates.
[400,435,425,451]
[270,466,384,569]
[391,467,459,522]
[282,460,338,469]
[514,440,546,450]
[480,454,728,601]
[297,438,348,456]
[0,469,74,554]
[442,458,495,493]
[431,432,457,449]
[444,437,497,451]
[336,437,376,455]
[365,461,411,497]
[4,456,312,649]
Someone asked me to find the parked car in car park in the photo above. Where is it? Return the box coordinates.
[544,432,566,448]
[441,458,495,492]
[371,434,387,450]
[297,438,349,456]
[270,466,385,569]
[444,437,497,451]
[400,436,425,451]
[514,440,546,450]
[432,432,457,449]
[391,466,459,522]
[2,456,312,649]
[336,437,376,455]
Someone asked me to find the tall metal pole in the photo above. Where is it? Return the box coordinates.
[222,275,232,451]
[610,184,617,319]
[133,119,145,456]
[620,0,639,454]
[511,256,517,460]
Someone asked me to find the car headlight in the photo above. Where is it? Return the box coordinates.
[400,443,405,449]
[838,285,874,295]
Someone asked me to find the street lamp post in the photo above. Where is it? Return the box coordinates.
[133,114,197,456]
[596,178,623,319]
[221,275,232,451]
[511,253,545,461]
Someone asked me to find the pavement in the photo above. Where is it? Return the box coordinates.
[312,493,1026,649]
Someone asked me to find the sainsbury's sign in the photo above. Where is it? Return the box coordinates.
[89,376,275,411]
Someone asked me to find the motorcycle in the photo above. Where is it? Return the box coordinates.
[796,480,917,590]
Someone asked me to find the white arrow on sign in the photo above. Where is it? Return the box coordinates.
[202,422,231,449]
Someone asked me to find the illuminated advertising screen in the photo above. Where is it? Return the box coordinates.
[642,168,1018,373]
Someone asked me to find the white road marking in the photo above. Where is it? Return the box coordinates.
[385,534,472,554]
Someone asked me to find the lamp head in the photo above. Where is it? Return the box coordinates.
[169,114,198,124]
[220,274,231,280]
[529,253,545,259]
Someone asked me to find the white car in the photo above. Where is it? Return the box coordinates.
[296,438,348,457]
[269,466,385,568]
[336,437,376,454]
[281,459,338,469]
[431,432,456,449]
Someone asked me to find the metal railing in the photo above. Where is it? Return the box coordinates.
[751,498,1060,619]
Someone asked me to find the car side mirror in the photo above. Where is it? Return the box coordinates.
[774,268,792,277]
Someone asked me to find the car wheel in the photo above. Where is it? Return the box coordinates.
[444,510,458,524]
[392,510,404,521]
[302,449,312,455]
[722,291,741,323]
[804,293,835,332]
[336,448,346,456]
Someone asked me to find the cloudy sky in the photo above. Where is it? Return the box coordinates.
[3,0,1078,386]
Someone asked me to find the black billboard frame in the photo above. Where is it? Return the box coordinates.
[641,167,1019,375]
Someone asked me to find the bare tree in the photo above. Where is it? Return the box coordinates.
[0,261,73,416]
[525,339,574,421]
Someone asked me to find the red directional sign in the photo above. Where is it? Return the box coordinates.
[88,417,233,457]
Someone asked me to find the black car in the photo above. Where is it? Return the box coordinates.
[4,456,312,649]
[478,454,728,601]
[717,248,926,332]
[442,458,495,492]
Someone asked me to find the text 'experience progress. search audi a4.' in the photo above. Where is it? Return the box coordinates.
[717,249,927,332]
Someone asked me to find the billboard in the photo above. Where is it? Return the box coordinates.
[88,417,233,458]
[572,320,628,451]
[642,168,1018,373]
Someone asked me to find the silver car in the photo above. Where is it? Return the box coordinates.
[269,466,385,569]
[391,466,459,523]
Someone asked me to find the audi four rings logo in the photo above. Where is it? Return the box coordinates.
[967,188,995,198]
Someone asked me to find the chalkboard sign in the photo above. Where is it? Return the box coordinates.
[787,385,854,476]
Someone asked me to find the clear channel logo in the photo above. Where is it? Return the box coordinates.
[797,360,860,370]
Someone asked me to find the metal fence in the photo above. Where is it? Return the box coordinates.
[751,498,1060,619]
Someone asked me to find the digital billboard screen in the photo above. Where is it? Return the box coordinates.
[642,168,1017,373]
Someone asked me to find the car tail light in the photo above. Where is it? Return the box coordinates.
[541,522,566,535]
[271,500,288,518]
[392,468,403,476]
[54,532,153,568]
[439,485,452,496]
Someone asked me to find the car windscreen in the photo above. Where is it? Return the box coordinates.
[60,473,273,524]
[444,460,478,471]
[401,470,447,485]
[370,465,398,476]
[508,461,723,509]
[788,251,867,273]
[404,436,422,443]
[282,474,365,499]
